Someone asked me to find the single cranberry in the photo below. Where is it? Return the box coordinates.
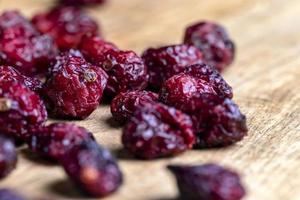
[184,21,235,72]
[60,141,123,197]
[122,103,195,159]
[111,90,158,123]
[0,136,17,179]
[32,6,99,50]
[0,65,42,92]
[0,81,47,141]
[60,0,106,6]
[101,50,149,98]
[142,44,203,90]
[168,164,246,200]
[28,123,95,160]
[42,50,108,119]
[0,189,27,200]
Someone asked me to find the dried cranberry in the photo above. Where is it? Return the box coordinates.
[60,141,123,197]
[0,81,47,141]
[61,0,106,6]
[0,136,17,179]
[0,189,27,200]
[28,123,94,160]
[32,6,99,50]
[122,103,195,159]
[184,21,235,72]
[111,90,158,123]
[168,164,246,200]
[0,65,42,92]
[193,99,247,148]
[142,44,203,90]
[42,50,108,119]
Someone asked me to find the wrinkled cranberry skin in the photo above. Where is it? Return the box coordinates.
[184,21,235,72]
[111,90,158,123]
[122,103,195,159]
[168,164,246,200]
[28,123,95,160]
[42,50,108,119]
[0,81,47,141]
[102,50,149,98]
[61,0,106,6]
[0,136,17,179]
[0,65,42,92]
[194,99,247,148]
[32,6,99,50]
[60,141,123,197]
[142,44,203,90]
[0,189,26,200]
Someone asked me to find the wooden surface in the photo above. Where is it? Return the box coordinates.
[0,0,300,199]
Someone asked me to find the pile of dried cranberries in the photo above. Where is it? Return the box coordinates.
[0,1,247,199]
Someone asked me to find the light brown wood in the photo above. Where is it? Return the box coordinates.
[0,0,300,199]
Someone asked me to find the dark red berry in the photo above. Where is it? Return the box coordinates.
[101,50,149,98]
[0,65,42,92]
[32,6,99,50]
[0,189,27,200]
[184,21,235,72]
[28,123,94,160]
[0,136,17,179]
[60,141,123,197]
[168,164,246,200]
[111,90,158,123]
[42,50,108,119]
[142,44,203,90]
[61,0,106,6]
[0,81,47,141]
[122,103,195,159]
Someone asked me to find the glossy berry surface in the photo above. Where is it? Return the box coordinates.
[168,164,246,200]
[42,50,108,119]
[122,103,195,159]
[142,44,203,90]
[60,141,123,197]
[111,90,158,123]
[0,65,42,92]
[0,81,47,141]
[184,21,235,72]
[28,123,95,160]
[101,50,148,98]
[0,136,17,179]
[61,0,106,6]
[32,6,99,50]
[0,189,26,200]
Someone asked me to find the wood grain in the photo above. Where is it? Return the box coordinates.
[0,0,300,199]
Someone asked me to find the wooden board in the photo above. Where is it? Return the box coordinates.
[0,0,300,199]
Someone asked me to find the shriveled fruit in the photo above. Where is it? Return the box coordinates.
[60,141,123,197]
[28,123,94,160]
[42,50,108,119]
[122,103,195,159]
[0,65,42,92]
[61,0,106,6]
[0,136,17,179]
[168,164,246,200]
[0,189,27,200]
[0,81,47,141]
[111,90,158,123]
[142,44,203,90]
[184,21,235,72]
[32,6,99,50]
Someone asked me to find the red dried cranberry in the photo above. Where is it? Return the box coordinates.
[142,44,203,90]
[42,50,108,119]
[0,136,17,179]
[32,6,99,50]
[0,189,27,200]
[60,141,123,197]
[101,50,148,98]
[168,164,246,200]
[28,123,94,160]
[0,65,42,92]
[122,103,195,159]
[0,81,47,141]
[111,90,158,123]
[184,21,235,72]
[193,99,247,148]
[61,0,106,6]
